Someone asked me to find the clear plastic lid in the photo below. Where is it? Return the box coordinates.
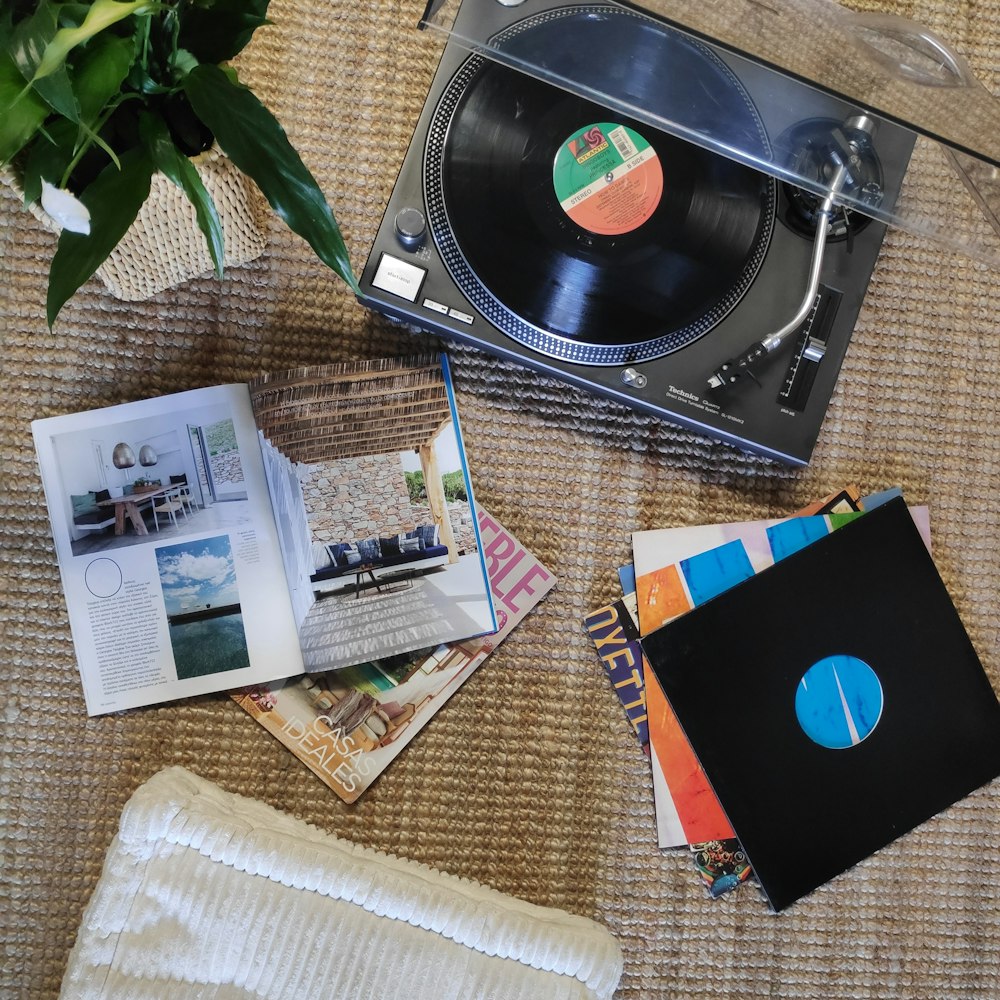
[420,0,1000,264]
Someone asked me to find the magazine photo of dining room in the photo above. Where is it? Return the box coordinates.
[248,355,495,672]
[48,401,251,557]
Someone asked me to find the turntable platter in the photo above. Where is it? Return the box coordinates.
[425,6,777,365]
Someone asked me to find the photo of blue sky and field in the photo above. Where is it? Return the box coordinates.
[155,535,250,680]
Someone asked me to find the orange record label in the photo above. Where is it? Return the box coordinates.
[552,122,663,236]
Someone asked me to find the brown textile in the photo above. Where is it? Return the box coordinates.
[2,0,999,997]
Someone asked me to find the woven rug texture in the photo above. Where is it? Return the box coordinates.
[2,0,999,996]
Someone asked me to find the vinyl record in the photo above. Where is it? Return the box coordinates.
[424,7,776,366]
[640,497,1000,911]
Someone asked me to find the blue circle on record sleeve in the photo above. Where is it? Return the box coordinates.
[795,655,883,749]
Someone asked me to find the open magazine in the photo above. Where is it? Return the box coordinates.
[31,354,496,716]
[232,507,555,802]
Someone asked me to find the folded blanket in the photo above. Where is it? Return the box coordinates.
[61,767,623,999]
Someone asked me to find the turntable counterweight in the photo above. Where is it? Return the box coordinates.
[781,116,884,242]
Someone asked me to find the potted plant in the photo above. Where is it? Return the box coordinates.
[0,0,356,326]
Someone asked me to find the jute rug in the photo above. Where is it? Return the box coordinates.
[2,0,999,996]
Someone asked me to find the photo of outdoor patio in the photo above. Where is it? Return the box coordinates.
[248,355,493,670]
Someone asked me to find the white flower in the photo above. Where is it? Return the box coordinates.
[40,180,91,235]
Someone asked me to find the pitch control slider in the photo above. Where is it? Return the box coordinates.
[778,288,842,411]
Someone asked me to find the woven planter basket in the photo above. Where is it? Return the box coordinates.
[2,148,267,302]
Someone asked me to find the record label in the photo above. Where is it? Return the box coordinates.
[795,654,884,749]
[552,122,663,236]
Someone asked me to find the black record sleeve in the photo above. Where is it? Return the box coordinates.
[641,496,1000,911]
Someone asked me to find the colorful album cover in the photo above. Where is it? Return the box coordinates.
[595,573,748,888]
[632,495,927,636]
[583,563,738,857]
[634,513,849,636]
[630,500,872,847]
[691,840,754,899]
[792,484,863,515]
[640,497,1000,911]
[583,598,649,751]
[631,490,930,893]
[587,489,923,893]
[596,493,861,788]
[587,491,864,851]
[633,507,930,812]
[616,554,746,887]
[584,564,688,849]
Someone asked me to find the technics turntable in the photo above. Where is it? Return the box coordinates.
[359,0,1000,464]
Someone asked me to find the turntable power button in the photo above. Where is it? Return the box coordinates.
[394,208,427,249]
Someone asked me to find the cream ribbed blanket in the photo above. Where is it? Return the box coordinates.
[59,767,623,999]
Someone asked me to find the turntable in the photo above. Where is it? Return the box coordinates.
[358,0,1000,464]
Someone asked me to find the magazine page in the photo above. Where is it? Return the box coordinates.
[232,507,555,802]
[31,384,305,716]
[246,353,497,672]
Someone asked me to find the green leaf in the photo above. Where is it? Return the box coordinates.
[26,0,154,85]
[177,0,272,63]
[7,0,58,78]
[47,146,155,327]
[172,47,198,78]
[182,64,356,291]
[0,51,48,164]
[71,32,136,123]
[33,65,80,121]
[7,0,80,122]
[140,113,224,278]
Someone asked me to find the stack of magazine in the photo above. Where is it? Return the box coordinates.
[584,486,1000,910]
[32,354,555,802]
[233,504,554,802]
